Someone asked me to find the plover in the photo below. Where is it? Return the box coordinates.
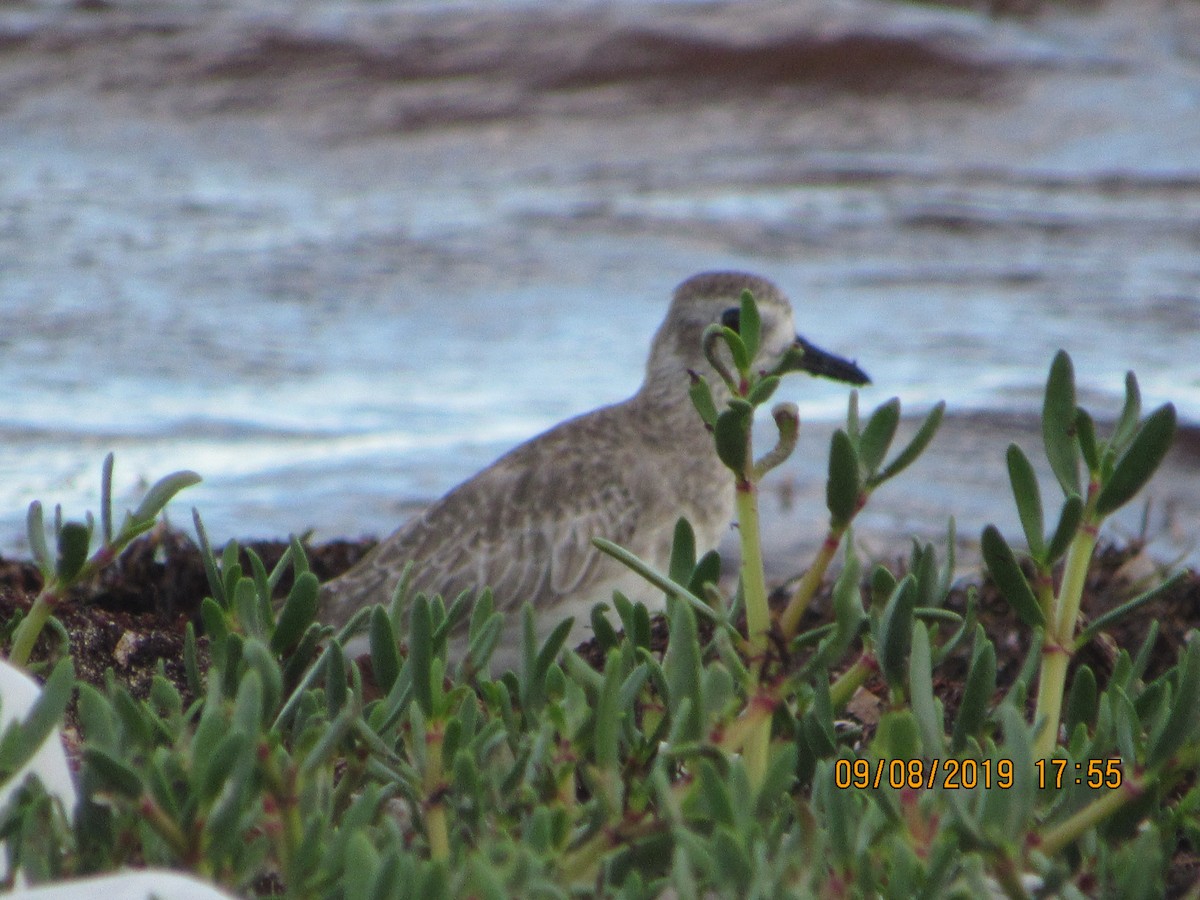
[319,272,868,664]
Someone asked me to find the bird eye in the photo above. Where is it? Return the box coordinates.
[720,307,740,332]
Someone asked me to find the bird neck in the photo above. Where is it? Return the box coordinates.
[630,366,724,444]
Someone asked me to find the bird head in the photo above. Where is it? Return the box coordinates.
[645,271,869,399]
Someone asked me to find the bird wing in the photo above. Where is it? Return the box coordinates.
[320,420,643,624]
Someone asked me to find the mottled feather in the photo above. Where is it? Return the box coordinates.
[324,407,644,621]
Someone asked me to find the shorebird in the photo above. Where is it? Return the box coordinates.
[319,271,868,665]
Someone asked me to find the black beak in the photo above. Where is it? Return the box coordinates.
[788,335,870,386]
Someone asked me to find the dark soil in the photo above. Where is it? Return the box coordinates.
[1,526,1197,890]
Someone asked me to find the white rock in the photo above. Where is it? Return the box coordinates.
[0,659,77,823]
[0,662,237,898]
[6,871,240,899]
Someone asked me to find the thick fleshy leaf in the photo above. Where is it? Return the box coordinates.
[232,669,264,735]
[938,516,957,601]
[739,289,761,361]
[533,617,574,692]
[1064,665,1097,739]
[1001,624,1043,715]
[688,372,719,428]
[822,753,858,865]
[689,550,722,599]
[594,649,623,773]
[220,542,242,612]
[130,470,202,526]
[872,710,922,762]
[197,731,251,803]
[592,538,716,623]
[846,391,861,442]
[756,745,799,816]
[1147,637,1200,769]
[192,508,225,606]
[410,595,433,716]
[369,606,401,694]
[987,704,1036,840]
[618,663,651,714]
[100,452,115,545]
[800,682,837,776]
[1042,350,1080,496]
[288,534,310,578]
[1113,827,1167,900]
[1095,403,1176,517]
[1005,444,1044,558]
[753,402,798,479]
[874,401,945,485]
[870,564,897,609]
[242,638,282,721]
[204,748,255,860]
[723,327,749,373]
[55,520,91,582]
[631,599,653,649]
[270,571,319,655]
[1077,571,1186,650]
[668,518,696,587]
[1111,371,1142,450]
[747,374,780,407]
[858,398,900,478]
[83,746,143,798]
[910,540,938,609]
[714,406,751,475]
[76,683,116,753]
[909,625,945,756]
[1075,408,1099,474]
[826,429,860,528]
[981,525,1043,627]
[951,627,996,752]
[811,546,864,669]
[1131,620,1161,684]
[233,577,263,639]
[26,501,50,574]
[1044,495,1084,565]
[878,575,916,690]
[664,597,703,743]
[590,605,619,653]
[766,343,809,378]
[245,548,271,626]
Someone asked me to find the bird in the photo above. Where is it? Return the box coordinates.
[318,271,869,668]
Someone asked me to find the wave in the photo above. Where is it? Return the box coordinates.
[0,0,1098,131]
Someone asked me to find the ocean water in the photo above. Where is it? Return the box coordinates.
[1,0,1198,558]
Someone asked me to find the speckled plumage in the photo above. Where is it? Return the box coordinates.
[319,272,856,665]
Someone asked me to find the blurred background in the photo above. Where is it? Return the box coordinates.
[2,0,1198,575]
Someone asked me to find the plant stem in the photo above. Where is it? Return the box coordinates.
[779,528,844,638]
[424,721,450,860]
[734,474,774,792]
[10,587,59,667]
[426,803,450,861]
[10,540,120,667]
[736,481,770,659]
[1033,524,1098,760]
[1032,643,1069,761]
[558,816,662,886]
[829,653,875,712]
[142,795,191,861]
[1038,775,1143,857]
[718,686,777,755]
[1052,527,1097,646]
[262,750,303,888]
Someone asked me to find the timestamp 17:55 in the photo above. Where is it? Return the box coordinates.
[1035,758,1124,790]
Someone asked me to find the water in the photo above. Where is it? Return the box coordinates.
[2,0,1198,561]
